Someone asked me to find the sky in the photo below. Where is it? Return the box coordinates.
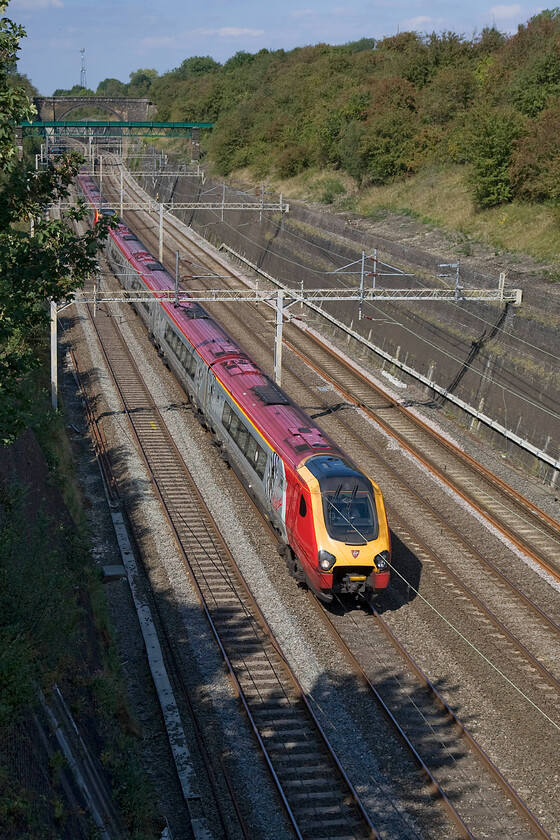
[8,0,547,96]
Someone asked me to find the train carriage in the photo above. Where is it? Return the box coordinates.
[78,173,391,602]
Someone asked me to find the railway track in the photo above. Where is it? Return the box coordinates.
[110,178,560,683]
[65,336,253,840]
[94,167,560,837]
[103,164,560,583]
[83,284,380,840]
[282,327,560,582]
[320,596,551,840]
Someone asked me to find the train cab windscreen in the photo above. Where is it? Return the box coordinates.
[305,456,379,545]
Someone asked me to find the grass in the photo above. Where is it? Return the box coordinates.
[233,163,560,272]
[349,165,560,267]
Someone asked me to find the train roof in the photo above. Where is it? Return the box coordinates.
[77,173,349,472]
[162,300,346,470]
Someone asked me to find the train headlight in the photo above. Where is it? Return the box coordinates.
[318,550,336,571]
[374,550,390,571]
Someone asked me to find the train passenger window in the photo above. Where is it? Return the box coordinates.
[245,435,258,463]
[221,402,267,481]
[237,426,249,454]
[229,413,240,438]
[255,449,268,481]
[164,324,196,379]
[299,495,307,517]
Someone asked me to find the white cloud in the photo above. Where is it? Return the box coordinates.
[138,26,264,50]
[11,0,63,8]
[490,4,523,21]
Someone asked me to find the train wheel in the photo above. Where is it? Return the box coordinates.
[284,549,305,584]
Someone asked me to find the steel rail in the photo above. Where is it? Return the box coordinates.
[136,209,560,642]
[283,329,560,581]
[85,284,380,840]
[251,320,560,669]
[99,164,560,838]
[103,169,560,633]
[175,265,560,833]
[103,171,560,666]
[313,590,555,840]
[64,340,119,502]
[66,307,244,840]
[366,606,553,839]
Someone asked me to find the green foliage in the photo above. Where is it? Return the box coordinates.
[6,69,36,98]
[223,50,256,72]
[418,65,476,125]
[0,3,34,162]
[342,37,376,54]
[510,104,560,202]
[466,106,525,207]
[172,55,220,79]
[0,485,85,723]
[317,175,346,203]
[473,26,508,56]
[0,470,161,838]
[96,77,128,96]
[21,6,560,209]
[127,67,158,97]
[52,84,95,96]
[356,77,418,183]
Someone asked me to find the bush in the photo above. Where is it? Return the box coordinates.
[466,106,526,207]
[510,104,560,202]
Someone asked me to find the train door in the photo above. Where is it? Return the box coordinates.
[265,452,287,540]
[290,483,315,573]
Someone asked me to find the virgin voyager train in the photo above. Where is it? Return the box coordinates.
[78,174,391,602]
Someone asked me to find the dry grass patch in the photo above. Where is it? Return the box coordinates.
[223,164,560,271]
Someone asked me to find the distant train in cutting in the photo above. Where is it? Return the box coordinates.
[78,174,391,602]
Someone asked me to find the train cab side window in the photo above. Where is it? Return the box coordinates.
[299,495,307,517]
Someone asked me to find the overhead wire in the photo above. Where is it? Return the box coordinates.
[314,489,560,733]
[99,173,559,834]
[210,207,560,422]
[228,193,560,364]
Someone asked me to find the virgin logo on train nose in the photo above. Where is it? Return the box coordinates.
[351,550,360,558]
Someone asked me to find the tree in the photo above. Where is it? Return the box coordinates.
[52,84,95,97]
[173,56,220,79]
[357,77,418,183]
[127,67,158,97]
[0,0,111,442]
[465,106,525,207]
[96,77,128,97]
[509,104,560,203]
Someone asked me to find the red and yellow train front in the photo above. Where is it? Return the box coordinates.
[292,455,391,602]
